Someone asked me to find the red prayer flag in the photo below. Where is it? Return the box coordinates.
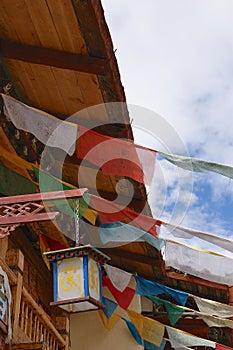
[91,195,161,237]
[40,234,67,251]
[103,276,135,310]
[77,126,156,184]
[216,344,232,350]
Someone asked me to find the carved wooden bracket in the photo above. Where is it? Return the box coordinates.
[0,189,87,238]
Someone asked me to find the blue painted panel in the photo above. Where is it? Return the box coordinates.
[53,261,58,302]
[83,255,89,297]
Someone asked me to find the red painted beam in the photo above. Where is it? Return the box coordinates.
[0,188,88,205]
[0,38,109,75]
[0,212,59,225]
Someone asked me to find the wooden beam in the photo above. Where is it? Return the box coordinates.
[12,342,43,349]
[0,188,87,205]
[101,248,160,266]
[0,212,59,226]
[166,271,228,291]
[0,38,109,75]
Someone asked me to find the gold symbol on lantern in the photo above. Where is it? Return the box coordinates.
[59,264,83,295]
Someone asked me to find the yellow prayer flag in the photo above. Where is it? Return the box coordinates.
[127,309,164,346]
[82,207,98,225]
[98,310,120,331]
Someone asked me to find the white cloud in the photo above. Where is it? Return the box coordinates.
[102,0,233,252]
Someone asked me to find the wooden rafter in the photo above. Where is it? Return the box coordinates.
[101,248,160,266]
[0,38,109,75]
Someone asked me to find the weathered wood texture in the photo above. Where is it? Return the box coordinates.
[0,0,107,116]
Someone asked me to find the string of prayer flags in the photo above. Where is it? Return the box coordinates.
[164,240,233,286]
[2,94,77,156]
[158,150,233,180]
[123,318,166,350]
[100,265,233,349]
[166,326,216,348]
[148,296,185,326]
[4,94,233,185]
[103,264,132,292]
[77,125,156,184]
[91,194,161,237]
[127,309,165,346]
[148,295,233,329]
[164,223,233,253]
[100,222,165,251]
[102,276,135,310]
[134,275,189,306]
[192,295,233,318]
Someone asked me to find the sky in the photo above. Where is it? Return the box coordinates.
[102,0,233,255]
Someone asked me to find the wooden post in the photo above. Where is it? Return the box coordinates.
[55,316,70,350]
[0,237,8,261]
[6,249,24,343]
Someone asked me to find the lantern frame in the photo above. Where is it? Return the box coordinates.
[44,245,110,313]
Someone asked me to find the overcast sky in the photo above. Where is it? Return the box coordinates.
[102,1,233,254]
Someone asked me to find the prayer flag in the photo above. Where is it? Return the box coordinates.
[165,240,233,286]
[134,275,188,306]
[100,222,165,250]
[104,264,132,292]
[123,318,166,350]
[193,295,233,318]
[148,296,185,326]
[91,195,161,237]
[127,309,164,346]
[102,297,118,319]
[158,151,233,180]
[77,125,156,184]
[102,276,135,310]
[98,310,120,331]
[164,223,233,253]
[2,94,77,155]
[0,163,37,196]
[166,326,216,348]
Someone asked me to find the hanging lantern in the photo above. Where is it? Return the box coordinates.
[44,245,110,313]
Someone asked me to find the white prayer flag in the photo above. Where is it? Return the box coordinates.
[104,264,132,292]
[2,94,77,156]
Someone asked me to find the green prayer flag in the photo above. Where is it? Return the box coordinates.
[148,296,185,326]
[158,151,233,179]
[33,166,89,218]
[0,163,37,196]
